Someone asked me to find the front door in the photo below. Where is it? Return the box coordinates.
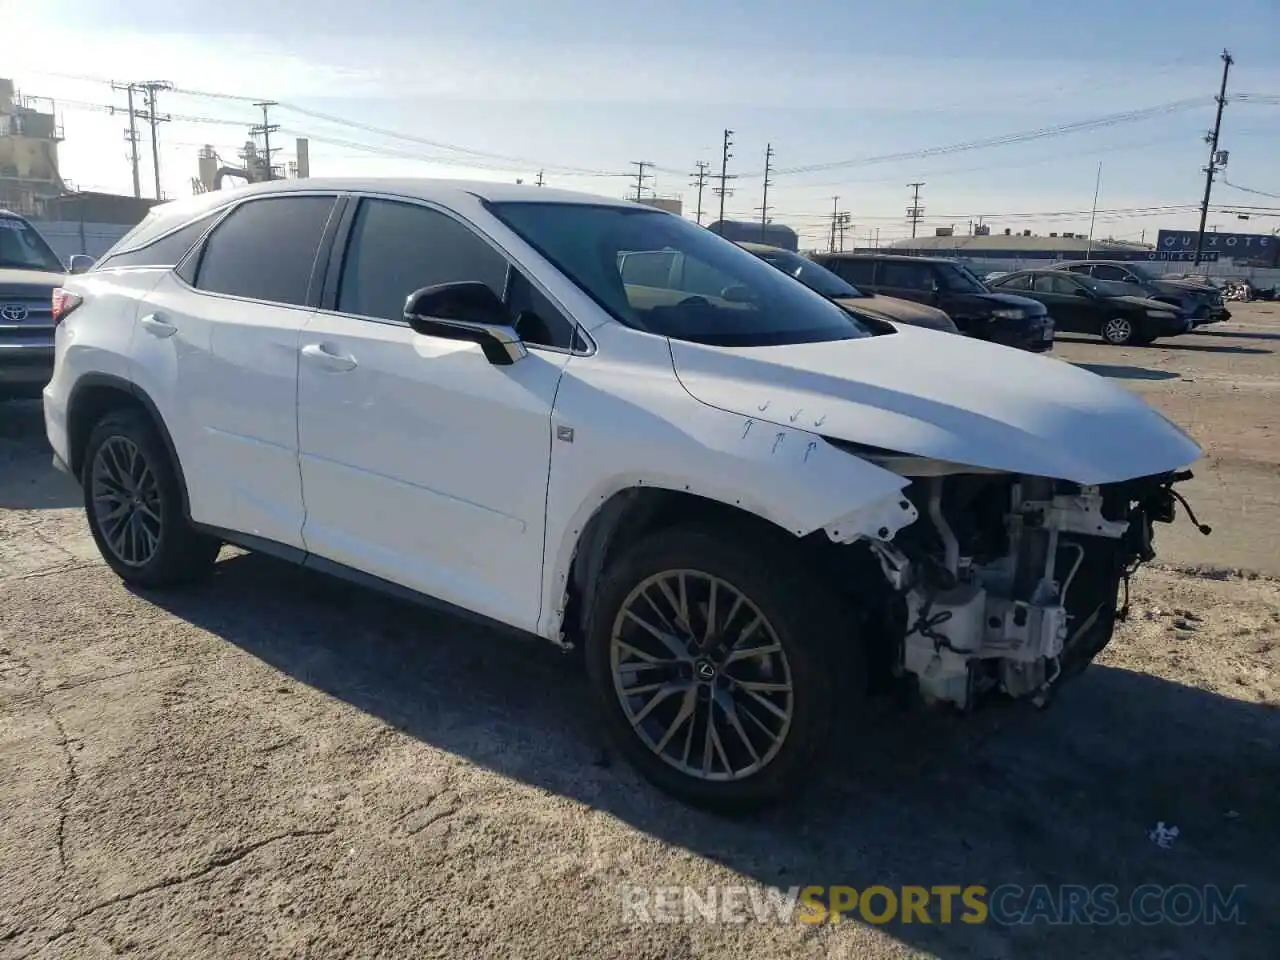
[297,196,574,633]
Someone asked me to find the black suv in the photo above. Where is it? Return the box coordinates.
[1048,260,1230,326]
[812,253,1053,352]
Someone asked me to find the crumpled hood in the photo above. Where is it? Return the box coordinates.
[1110,295,1182,312]
[836,294,957,332]
[669,325,1201,485]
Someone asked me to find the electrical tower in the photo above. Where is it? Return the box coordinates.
[712,129,737,236]
[110,82,142,198]
[1194,49,1234,267]
[907,182,926,240]
[251,101,281,181]
[689,161,710,225]
[134,81,173,200]
[837,212,851,251]
[828,196,841,253]
[756,143,774,240]
[630,161,653,201]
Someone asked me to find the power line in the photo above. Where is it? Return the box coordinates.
[907,182,925,239]
[690,161,710,226]
[1194,49,1233,267]
[1222,178,1280,200]
[712,129,737,236]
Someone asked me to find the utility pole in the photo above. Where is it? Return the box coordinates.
[111,82,142,198]
[757,143,774,240]
[837,213,851,251]
[535,169,545,187]
[712,129,736,235]
[689,161,710,225]
[135,81,173,200]
[629,161,652,202]
[907,182,925,240]
[1086,161,1103,259]
[1194,49,1234,267]
[251,101,281,181]
[829,196,840,253]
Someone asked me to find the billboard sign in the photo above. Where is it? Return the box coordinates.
[1156,229,1276,262]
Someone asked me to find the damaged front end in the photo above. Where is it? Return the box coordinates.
[836,445,1211,710]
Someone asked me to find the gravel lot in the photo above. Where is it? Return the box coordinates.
[2,304,1278,959]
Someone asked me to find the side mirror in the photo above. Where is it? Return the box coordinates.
[68,254,94,274]
[404,281,527,366]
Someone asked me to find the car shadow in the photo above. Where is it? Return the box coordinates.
[0,400,81,509]
[1072,363,1180,382]
[1191,328,1280,342]
[135,551,1279,958]
[1157,341,1271,355]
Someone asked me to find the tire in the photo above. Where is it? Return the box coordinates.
[584,523,855,811]
[82,407,221,587]
[1101,315,1138,346]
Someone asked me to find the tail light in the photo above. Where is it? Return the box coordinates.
[51,288,83,325]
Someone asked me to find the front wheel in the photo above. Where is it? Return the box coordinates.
[1101,315,1141,346]
[585,525,853,811]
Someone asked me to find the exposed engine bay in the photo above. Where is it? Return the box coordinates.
[847,452,1212,710]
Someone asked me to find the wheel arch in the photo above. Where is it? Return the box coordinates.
[67,373,191,516]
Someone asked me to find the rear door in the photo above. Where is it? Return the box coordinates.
[1029,273,1091,333]
[873,260,935,305]
[135,193,340,547]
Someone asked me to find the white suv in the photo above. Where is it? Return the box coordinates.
[44,179,1207,809]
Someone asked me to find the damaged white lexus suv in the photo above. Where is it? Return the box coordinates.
[43,179,1210,809]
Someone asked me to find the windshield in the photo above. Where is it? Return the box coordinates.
[936,262,987,293]
[752,247,864,299]
[0,217,64,273]
[488,203,873,346]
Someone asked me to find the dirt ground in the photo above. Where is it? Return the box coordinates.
[1,304,1277,959]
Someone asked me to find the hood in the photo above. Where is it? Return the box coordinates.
[0,267,65,289]
[977,291,1047,314]
[1161,279,1218,299]
[668,325,1201,486]
[836,294,957,332]
[1109,295,1182,312]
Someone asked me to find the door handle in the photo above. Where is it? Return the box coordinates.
[300,342,358,371]
[140,313,177,338]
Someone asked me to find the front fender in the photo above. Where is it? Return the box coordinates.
[537,339,917,640]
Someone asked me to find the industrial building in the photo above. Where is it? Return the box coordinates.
[0,78,65,216]
[884,230,1152,262]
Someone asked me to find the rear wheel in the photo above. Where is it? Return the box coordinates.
[1101,315,1139,346]
[83,408,221,587]
[585,525,854,811]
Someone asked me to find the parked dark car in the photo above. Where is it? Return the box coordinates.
[1048,260,1230,326]
[0,211,90,400]
[988,269,1188,346]
[737,242,958,333]
[811,253,1054,352]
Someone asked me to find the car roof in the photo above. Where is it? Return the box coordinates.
[815,252,954,265]
[202,177,638,209]
[736,241,789,254]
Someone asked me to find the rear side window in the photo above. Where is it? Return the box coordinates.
[97,213,222,270]
[1091,264,1128,282]
[878,261,934,290]
[996,274,1031,291]
[193,196,336,306]
[827,258,876,286]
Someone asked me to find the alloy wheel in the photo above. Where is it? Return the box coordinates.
[90,436,163,567]
[609,570,794,782]
[1104,317,1133,344]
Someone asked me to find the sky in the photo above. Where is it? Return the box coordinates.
[4,0,1279,249]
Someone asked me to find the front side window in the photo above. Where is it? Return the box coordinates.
[1090,264,1128,282]
[0,216,63,273]
[338,198,575,349]
[194,195,336,306]
[994,273,1031,291]
[937,262,987,293]
[489,203,872,347]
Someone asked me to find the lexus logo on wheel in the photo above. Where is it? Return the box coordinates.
[0,304,28,322]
